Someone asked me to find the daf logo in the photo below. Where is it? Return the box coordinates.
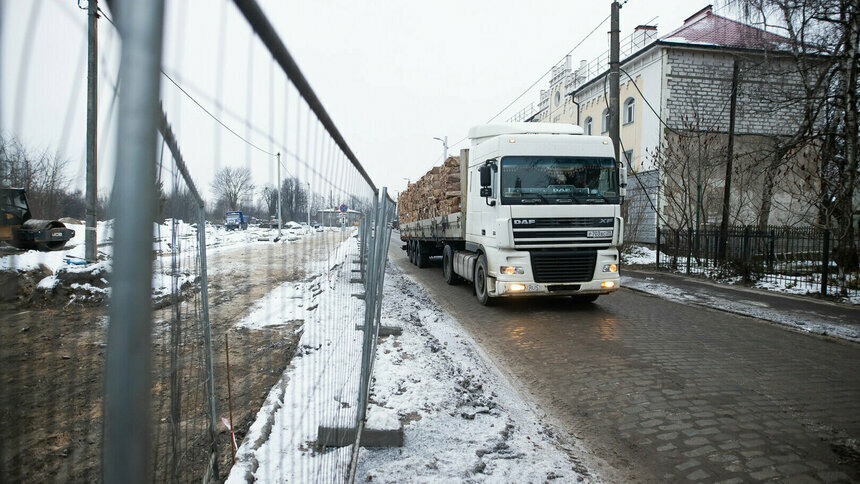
[513,219,536,225]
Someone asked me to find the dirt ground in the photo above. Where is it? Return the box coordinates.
[0,230,348,481]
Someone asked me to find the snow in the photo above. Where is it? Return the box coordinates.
[621,276,860,343]
[355,264,585,483]
[621,245,663,265]
[228,242,587,482]
[227,235,362,483]
[0,218,320,303]
[622,244,859,305]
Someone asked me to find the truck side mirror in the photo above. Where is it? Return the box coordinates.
[479,165,492,187]
[618,161,628,198]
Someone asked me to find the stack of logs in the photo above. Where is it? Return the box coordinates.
[397,156,462,224]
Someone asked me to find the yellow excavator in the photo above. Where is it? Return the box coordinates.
[1,187,75,251]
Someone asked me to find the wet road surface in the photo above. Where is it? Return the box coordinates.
[389,236,860,482]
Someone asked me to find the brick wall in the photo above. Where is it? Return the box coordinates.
[664,48,804,136]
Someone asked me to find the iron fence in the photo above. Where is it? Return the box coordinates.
[655,226,860,299]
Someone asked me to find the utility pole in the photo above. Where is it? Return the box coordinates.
[276,153,282,239]
[306,181,310,225]
[609,1,621,163]
[85,0,98,262]
[718,60,740,260]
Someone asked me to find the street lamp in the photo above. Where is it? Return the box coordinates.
[433,136,448,162]
[306,181,311,226]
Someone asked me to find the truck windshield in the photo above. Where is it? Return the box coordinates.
[500,156,619,205]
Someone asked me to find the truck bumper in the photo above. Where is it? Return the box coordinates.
[494,278,619,296]
[489,247,620,297]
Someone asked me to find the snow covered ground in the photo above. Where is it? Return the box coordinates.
[0,219,324,303]
[621,275,860,343]
[227,241,590,482]
[622,244,859,304]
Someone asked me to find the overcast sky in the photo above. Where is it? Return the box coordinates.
[1,0,727,205]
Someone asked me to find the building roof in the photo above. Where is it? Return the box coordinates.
[568,5,792,96]
[660,5,789,50]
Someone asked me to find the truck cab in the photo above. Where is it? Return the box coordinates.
[459,123,625,304]
[225,211,247,231]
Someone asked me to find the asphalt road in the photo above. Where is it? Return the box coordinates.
[389,236,860,483]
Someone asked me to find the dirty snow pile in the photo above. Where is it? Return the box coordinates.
[227,241,586,482]
[355,264,585,482]
[0,219,316,304]
[621,275,860,343]
[621,245,661,265]
[227,234,364,482]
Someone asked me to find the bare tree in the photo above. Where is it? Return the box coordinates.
[261,185,278,217]
[210,166,254,212]
[727,0,859,272]
[1,133,73,219]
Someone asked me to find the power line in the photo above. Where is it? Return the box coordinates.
[99,7,278,158]
[486,13,611,123]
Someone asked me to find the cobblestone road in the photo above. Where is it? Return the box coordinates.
[390,240,860,482]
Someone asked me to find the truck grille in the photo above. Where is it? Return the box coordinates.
[512,218,613,247]
[530,250,597,283]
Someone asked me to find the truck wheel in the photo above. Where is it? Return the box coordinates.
[442,245,458,285]
[416,242,429,268]
[474,254,492,305]
[409,241,417,265]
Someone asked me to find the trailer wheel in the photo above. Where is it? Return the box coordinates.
[474,254,492,305]
[409,241,416,265]
[442,245,458,285]
[415,241,429,268]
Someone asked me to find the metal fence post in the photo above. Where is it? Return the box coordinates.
[356,195,380,425]
[742,226,751,282]
[673,229,680,270]
[821,229,830,296]
[655,226,661,269]
[686,227,693,275]
[768,229,775,272]
[103,1,165,482]
[197,205,220,481]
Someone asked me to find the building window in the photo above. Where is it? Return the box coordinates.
[624,98,635,124]
[624,149,634,170]
[601,109,609,133]
[584,116,593,135]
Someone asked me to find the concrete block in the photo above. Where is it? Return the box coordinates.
[354,324,403,336]
[316,425,404,448]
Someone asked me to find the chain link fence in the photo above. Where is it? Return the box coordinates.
[1,0,397,481]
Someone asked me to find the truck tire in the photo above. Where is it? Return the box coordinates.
[442,245,458,285]
[409,241,417,265]
[406,241,413,263]
[415,241,429,268]
[474,254,492,305]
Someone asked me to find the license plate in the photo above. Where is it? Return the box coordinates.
[526,283,541,292]
[587,230,612,238]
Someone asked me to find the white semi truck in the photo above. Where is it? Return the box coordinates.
[399,123,626,305]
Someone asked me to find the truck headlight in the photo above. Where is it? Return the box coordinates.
[601,281,616,288]
[500,266,524,275]
[509,283,526,292]
[602,264,618,273]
